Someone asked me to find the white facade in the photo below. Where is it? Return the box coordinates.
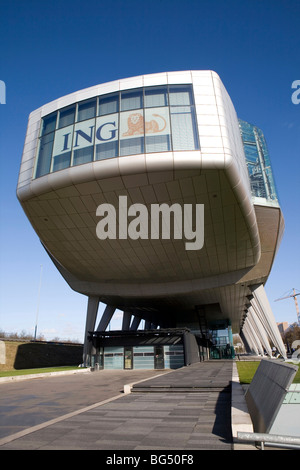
[17,71,286,359]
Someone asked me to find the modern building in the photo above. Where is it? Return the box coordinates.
[17,70,286,369]
[277,322,289,335]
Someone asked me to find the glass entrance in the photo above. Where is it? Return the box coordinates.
[154,346,164,369]
[124,347,133,369]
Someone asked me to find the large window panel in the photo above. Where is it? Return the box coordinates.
[73,118,95,150]
[77,99,96,122]
[53,125,74,157]
[144,107,171,152]
[34,84,201,179]
[120,137,144,156]
[146,134,171,153]
[58,105,76,129]
[35,132,54,178]
[52,124,74,171]
[169,85,193,106]
[121,89,143,111]
[120,109,144,138]
[40,113,57,136]
[73,146,94,166]
[144,86,168,107]
[52,151,71,172]
[95,113,119,160]
[96,141,118,160]
[96,114,118,142]
[170,106,199,150]
[99,93,119,116]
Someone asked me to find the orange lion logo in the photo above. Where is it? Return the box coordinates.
[122,113,167,137]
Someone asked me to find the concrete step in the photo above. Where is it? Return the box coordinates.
[131,386,230,393]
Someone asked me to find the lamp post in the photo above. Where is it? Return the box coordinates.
[34,265,43,341]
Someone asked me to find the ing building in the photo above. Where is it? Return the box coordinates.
[17,70,286,369]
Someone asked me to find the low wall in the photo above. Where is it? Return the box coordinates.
[0,341,83,371]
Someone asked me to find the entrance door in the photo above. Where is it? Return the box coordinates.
[124,347,133,369]
[154,346,164,369]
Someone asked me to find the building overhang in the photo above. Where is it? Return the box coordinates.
[16,71,284,334]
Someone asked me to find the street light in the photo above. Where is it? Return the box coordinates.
[34,265,43,341]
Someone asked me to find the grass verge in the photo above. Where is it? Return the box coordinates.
[0,366,81,377]
[236,361,300,384]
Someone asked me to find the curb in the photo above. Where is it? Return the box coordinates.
[231,361,256,450]
[0,368,90,384]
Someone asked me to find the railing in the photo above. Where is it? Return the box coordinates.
[237,431,300,450]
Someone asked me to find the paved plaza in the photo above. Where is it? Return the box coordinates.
[0,362,234,450]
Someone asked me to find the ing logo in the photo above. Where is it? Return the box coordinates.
[291,340,300,364]
[0,80,6,104]
[122,113,167,137]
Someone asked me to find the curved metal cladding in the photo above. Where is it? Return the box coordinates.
[17,71,283,339]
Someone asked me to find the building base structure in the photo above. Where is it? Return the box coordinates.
[87,328,210,370]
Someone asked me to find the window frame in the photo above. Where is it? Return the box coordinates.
[34,84,199,179]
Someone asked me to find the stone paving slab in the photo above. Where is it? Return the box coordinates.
[0,391,232,450]
[0,361,234,450]
[0,369,164,440]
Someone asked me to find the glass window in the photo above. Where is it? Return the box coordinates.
[35,132,54,178]
[146,135,171,153]
[53,125,74,157]
[169,85,194,106]
[34,84,202,179]
[119,109,144,156]
[170,106,199,150]
[95,114,118,142]
[120,137,144,156]
[98,93,119,116]
[120,109,144,139]
[96,141,119,160]
[144,86,168,107]
[95,113,119,160]
[52,151,71,172]
[77,99,96,122]
[58,105,76,129]
[144,107,171,152]
[40,113,57,135]
[121,89,143,111]
[146,134,171,153]
[73,146,94,166]
[239,119,278,202]
[73,119,95,149]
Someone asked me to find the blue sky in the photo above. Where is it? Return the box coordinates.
[0,0,299,341]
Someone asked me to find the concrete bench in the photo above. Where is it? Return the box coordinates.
[245,359,298,433]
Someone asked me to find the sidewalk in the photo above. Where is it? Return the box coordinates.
[0,361,238,450]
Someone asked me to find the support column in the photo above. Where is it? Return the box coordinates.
[122,311,132,330]
[130,316,141,330]
[227,321,235,358]
[243,320,259,355]
[251,284,287,358]
[96,305,116,331]
[83,296,100,367]
[240,330,252,354]
[248,306,272,356]
[247,312,264,356]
